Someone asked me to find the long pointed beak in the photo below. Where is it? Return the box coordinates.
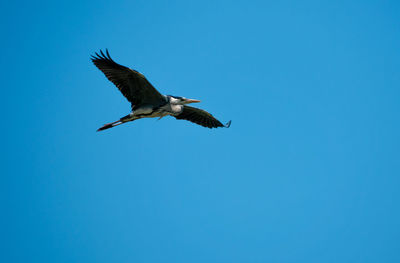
[186,99,201,104]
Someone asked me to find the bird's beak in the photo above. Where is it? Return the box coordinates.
[185,99,201,104]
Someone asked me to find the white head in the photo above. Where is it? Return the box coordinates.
[169,95,201,105]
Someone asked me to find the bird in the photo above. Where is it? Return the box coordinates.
[91,49,231,132]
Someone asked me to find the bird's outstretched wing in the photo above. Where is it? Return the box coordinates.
[174,106,231,128]
[91,49,166,107]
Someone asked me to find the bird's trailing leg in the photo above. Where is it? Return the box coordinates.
[97,114,139,132]
[97,120,123,132]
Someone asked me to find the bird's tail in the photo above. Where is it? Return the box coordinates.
[97,114,134,132]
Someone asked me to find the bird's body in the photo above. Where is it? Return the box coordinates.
[91,50,231,131]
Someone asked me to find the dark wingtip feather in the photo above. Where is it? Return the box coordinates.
[224,120,232,128]
[91,49,109,61]
[106,49,112,59]
[91,49,120,66]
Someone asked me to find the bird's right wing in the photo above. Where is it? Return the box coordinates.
[174,106,231,128]
[91,50,166,107]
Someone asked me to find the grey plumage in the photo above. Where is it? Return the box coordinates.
[91,49,230,131]
[175,106,231,128]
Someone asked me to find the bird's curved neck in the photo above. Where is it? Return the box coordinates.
[167,95,181,105]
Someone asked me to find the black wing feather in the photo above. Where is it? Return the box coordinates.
[91,49,165,107]
[174,106,229,128]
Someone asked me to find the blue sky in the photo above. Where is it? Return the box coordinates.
[2,0,400,262]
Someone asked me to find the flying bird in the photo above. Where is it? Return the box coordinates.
[92,50,231,131]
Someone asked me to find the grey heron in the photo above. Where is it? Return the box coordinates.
[92,50,231,131]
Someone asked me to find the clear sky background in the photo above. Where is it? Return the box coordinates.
[2,0,400,262]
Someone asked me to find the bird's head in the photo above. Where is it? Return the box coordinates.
[169,95,201,105]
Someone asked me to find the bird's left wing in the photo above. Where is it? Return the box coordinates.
[91,49,166,107]
[174,106,231,128]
